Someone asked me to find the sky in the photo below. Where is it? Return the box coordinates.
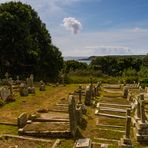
[1,0,148,56]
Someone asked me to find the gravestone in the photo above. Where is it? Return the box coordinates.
[16,75,21,84]
[17,113,28,128]
[68,95,77,137]
[0,87,11,101]
[39,80,46,91]
[5,72,9,84]
[118,116,133,148]
[123,86,129,98]
[85,85,91,106]
[27,74,35,94]
[78,85,82,103]
[19,83,28,96]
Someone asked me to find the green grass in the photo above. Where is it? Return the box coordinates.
[0,125,18,135]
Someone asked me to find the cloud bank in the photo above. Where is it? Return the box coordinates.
[63,17,82,34]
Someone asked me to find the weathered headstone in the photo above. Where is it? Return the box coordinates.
[39,80,46,91]
[123,86,128,98]
[78,85,82,103]
[17,113,28,128]
[16,75,21,84]
[118,116,133,148]
[19,83,28,96]
[5,72,9,84]
[0,87,11,101]
[27,74,35,94]
[85,85,91,106]
[68,95,77,137]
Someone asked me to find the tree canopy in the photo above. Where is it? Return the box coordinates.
[0,1,63,81]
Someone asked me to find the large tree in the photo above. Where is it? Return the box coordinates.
[0,1,63,81]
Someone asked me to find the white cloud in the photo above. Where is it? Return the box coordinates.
[63,17,82,34]
[52,28,148,56]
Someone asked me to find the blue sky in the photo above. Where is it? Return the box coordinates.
[1,0,148,56]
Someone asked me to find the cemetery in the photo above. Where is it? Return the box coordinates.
[0,1,148,148]
[0,73,147,148]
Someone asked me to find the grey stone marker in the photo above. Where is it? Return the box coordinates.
[5,72,9,83]
[27,74,35,94]
[85,85,91,106]
[17,112,28,128]
[39,80,46,91]
[16,75,20,84]
[123,86,128,98]
[68,95,77,137]
[140,100,145,123]
[0,87,11,101]
[125,116,131,139]
[118,116,133,148]
[78,85,83,104]
[19,83,28,96]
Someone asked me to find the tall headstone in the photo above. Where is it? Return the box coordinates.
[68,95,77,137]
[27,74,35,94]
[118,115,133,148]
[78,85,82,104]
[85,85,91,106]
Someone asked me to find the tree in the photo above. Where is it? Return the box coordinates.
[0,2,63,81]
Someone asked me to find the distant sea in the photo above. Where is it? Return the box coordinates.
[64,56,91,65]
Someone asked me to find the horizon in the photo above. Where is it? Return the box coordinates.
[1,0,148,56]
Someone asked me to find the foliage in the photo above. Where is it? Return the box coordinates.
[90,56,143,76]
[64,60,88,73]
[0,2,63,81]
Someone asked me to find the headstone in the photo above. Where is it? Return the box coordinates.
[118,116,133,148]
[81,104,87,115]
[123,86,128,98]
[5,72,9,83]
[85,85,91,106]
[39,80,46,91]
[68,95,77,137]
[0,87,11,101]
[78,85,82,103]
[17,113,28,128]
[26,74,35,94]
[19,83,28,96]
[16,75,21,84]
[140,100,145,123]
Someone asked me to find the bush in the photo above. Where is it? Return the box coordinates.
[0,99,4,106]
